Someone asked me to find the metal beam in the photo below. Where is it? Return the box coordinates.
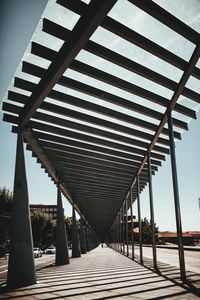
[128,0,200,45]
[58,0,200,79]
[126,39,200,200]
[26,45,196,121]
[17,0,117,128]
[42,18,200,104]
[15,76,186,137]
[6,93,181,141]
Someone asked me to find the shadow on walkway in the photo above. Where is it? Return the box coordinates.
[0,246,199,299]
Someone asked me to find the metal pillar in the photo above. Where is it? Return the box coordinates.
[147,153,157,270]
[7,132,36,289]
[72,205,81,258]
[130,189,135,260]
[79,217,87,254]
[168,111,186,281]
[126,198,129,257]
[118,212,120,252]
[122,204,125,254]
[137,176,143,265]
[89,229,92,250]
[85,226,90,252]
[120,209,122,253]
[55,185,69,265]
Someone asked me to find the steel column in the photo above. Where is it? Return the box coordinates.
[79,217,87,254]
[7,132,36,289]
[168,111,186,281]
[122,204,125,254]
[126,198,129,257]
[72,205,81,257]
[85,226,90,252]
[120,209,122,253]
[130,189,135,260]
[137,176,143,265]
[118,212,120,252]
[55,185,70,265]
[147,153,157,270]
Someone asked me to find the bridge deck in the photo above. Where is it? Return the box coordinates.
[1,246,199,299]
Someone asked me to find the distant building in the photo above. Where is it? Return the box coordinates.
[158,231,194,246]
[30,204,59,220]
[186,231,200,245]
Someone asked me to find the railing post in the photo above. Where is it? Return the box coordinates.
[147,153,157,270]
[168,111,186,282]
[137,175,143,265]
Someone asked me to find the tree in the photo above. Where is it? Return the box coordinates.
[0,187,13,257]
[31,210,57,249]
[142,217,160,244]
[64,216,80,247]
[41,217,56,249]
[0,186,13,216]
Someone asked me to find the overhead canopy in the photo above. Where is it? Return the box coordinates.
[2,0,200,240]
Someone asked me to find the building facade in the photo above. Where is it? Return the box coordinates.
[30,204,59,220]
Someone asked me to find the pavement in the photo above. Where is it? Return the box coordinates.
[0,245,199,299]
[132,245,200,274]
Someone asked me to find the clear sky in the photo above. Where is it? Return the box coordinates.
[0,0,199,232]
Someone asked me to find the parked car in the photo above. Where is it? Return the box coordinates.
[45,246,56,254]
[33,247,43,258]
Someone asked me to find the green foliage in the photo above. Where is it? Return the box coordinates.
[41,216,56,249]
[0,187,13,256]
[31,210,56,248]
[0,186,13,216]
[65,217,73,242]
[64,216,80,244]
[142,217,159,244]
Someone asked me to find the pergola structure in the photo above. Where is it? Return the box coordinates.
[2,0,200,289]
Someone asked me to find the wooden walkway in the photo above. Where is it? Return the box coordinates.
[0,246,199,299]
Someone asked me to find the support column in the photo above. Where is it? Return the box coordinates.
[137,176,143,265]
[120,209,122,253]
[168,111,186,281]
[147,153,157,270]
[130,189,135,260]
[7,132,36,289]
[79,217,87,254]
[126,198,129,257]
[85,226,90,252]
[72,205,81,258]
[118,212,120,253]
[55,185,69,265]
[122,204,125,254]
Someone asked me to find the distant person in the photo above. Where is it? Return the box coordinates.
[101,243,103,248]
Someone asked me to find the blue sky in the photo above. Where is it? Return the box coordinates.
[0,0,200,231]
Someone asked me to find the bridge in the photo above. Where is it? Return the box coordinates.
[1,0,200,295]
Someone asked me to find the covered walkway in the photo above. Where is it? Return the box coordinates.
[1,0,200,291]
[1,246,199,299]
